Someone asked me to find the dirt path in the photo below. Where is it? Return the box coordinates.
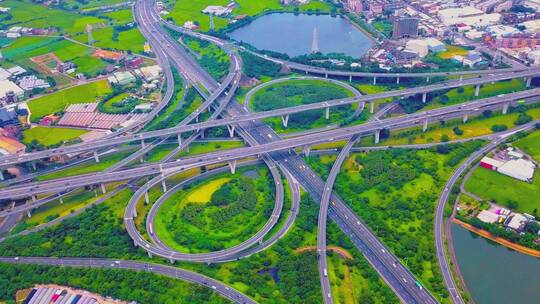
[296,246,353,259]
[453,218,540,258]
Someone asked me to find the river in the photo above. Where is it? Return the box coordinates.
[451,223,540,304]
[228,13,373,58]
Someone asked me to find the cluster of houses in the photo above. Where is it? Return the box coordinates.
[477,205,539,236]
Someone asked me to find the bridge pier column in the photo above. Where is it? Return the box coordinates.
[132,208,137,218]
[325,73,328,79]
[463,113,469,123]
[59,197,64,204]
[374,130,380,144]
[373,76,377,85]
[459,76,463,82]
[162,180,167,193]
[426,76,430,83]
[177,133,182,147]
[281,115,289,128]
[26,209,31,218]
[370,101,375,114]
[422,92,427,103]
[93,151,100,163]
[195,115,199,123]
[325,107,330,120]
[100,184,107,194]
[141,140,145,149]
[349,74,352,82]
[32,195,36,202]
[0,170,3,181]
[31,162,36,171]
[423,119,428,132]
[145,191,150,205]
[502,103,509,115]
[526,77,532,88]
[170,259,174,264]
[139,155,144,163]
[396,76,400,84]
[303,146,311,157]
[228,160,237,174]
[200,129,205,139]
[474,85,480,97]
[227,125,235,138]
[148,251,152,258]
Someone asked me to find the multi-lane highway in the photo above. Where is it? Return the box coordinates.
[1,88,537,201]
[2,69,539,167]
[317,136,359,303]
[0,256,255,304]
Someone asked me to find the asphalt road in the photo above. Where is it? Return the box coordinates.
[433,120,540,304]
[317,136,359,303]
[0,256,255,304]
[2,68,538,167]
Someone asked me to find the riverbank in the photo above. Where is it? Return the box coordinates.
[453,218,540,258]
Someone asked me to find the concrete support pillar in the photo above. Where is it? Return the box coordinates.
[459,76,463,82]
[325,73,328,79]
[93,151,100,163]
[139,155,144,163]
[59,197,64,204]
[195,115,199,123]
[281,115,289,128]
[426,76,430,83]
[475,85,480,97]
[27,210,31,218]
[200,129,204,139]
[145,191,150,205]
[374,130,380,144]
[32,195,36,202]
[132,208,137,218]
[396,76,400,84]
[373,76,377,85]
[463,113,469,123]
[170,259,174,264]
[422,92,427,103]
[423,118,428,132]
[370,101,375,114]
[148,251,152,258]
[227,125,235,138]
[161,180,167,193]
[100,184,107,194]
[228,160,237,174]
[31,162,36,171]
[349,74,352,82]
[325,107,330,120]
[177,133,182,147]
[0,170,3,181]
[526,77,532,88]
[141,140,146,149]
[502,103,509,115]
[303,146,311,157]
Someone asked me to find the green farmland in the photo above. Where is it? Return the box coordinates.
[22,126,88,147]
[27,80,112,122]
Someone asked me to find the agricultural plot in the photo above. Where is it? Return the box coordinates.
[22,126,88,147]
[2,36,108,77]
[27,79,112,122]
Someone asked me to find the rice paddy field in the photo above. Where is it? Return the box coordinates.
[22,126,88,147]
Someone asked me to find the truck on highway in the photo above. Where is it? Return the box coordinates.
[415,281,423,290]
[323,268,328,277]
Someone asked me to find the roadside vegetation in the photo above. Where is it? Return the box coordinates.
[0,263,230,304]
[249,79,354,133]
[306,142,486,303]
[155,167,274,253]
[181,36,230,81]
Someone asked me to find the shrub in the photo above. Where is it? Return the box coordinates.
[491,124,508,132]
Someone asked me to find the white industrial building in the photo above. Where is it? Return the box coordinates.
[438,6,501,27]
[404,38,445,58]
[0,80,24,100]
[497,159,536,182]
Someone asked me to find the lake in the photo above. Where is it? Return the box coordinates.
[451,224,540,304]
[228,13,373,58]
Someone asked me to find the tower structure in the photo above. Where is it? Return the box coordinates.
[311,27,320,54]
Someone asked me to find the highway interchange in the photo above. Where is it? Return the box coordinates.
[1,0,540,303]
